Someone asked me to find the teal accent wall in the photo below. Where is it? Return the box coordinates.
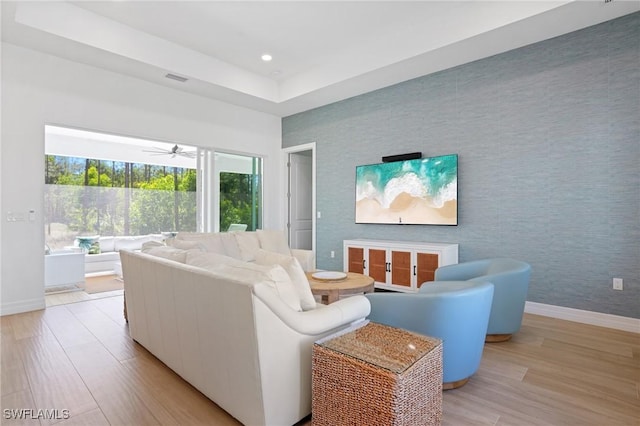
[282,13,640,319]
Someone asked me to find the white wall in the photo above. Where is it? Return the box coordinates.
[0,43,283,315]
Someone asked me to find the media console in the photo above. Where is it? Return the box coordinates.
[343,239,459,293]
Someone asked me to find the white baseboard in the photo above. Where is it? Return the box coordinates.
[525,301,640,334]
[0,297,46,316]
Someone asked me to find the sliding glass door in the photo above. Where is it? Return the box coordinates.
[45,126,264,244]
[198,150,263,232]
[44,126,198,250]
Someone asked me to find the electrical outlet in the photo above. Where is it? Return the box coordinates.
[613,278,623,290]
[330,251,335,258]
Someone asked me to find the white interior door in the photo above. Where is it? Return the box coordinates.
[288,152,313,250]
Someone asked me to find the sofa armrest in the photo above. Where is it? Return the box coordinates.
[291,249,315,272]
[435,261,487,281]
[253,284,370,335]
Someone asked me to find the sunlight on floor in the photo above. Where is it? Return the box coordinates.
[46,288,124,307]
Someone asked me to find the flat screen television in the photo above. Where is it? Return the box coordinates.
[355,154,458,225]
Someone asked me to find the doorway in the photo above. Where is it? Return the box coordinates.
[44,125,198,302]
[284,143,316,251]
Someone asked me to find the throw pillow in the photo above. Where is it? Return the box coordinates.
[187,252,302,311]
[254,248,316,311]
[233,232,261,262]
[76,236,99,253]
[256,229,291,256]
[89,241,101,255]
[214,263,302,311]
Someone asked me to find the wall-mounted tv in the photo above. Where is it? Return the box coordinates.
[355,154,458,225]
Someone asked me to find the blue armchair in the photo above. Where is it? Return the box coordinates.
[435,258,531,342]
[365,281,494,389]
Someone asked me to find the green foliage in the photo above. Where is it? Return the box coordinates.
[45,155,260,242]
[180,170,197,192]
[86,166,112,187]
[219,172,261,232]
[139,174,175,191]
[45,155,197,238]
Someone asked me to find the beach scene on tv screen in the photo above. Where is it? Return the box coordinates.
[355,154,458,225]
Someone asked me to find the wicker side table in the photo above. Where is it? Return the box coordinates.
[312,321,442,426]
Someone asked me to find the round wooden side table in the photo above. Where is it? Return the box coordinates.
[306,271,375,304]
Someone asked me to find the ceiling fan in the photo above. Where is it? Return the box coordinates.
[142,144,197,158]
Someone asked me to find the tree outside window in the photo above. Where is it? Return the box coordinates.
[45,155,197,249]
[216,153,262,232]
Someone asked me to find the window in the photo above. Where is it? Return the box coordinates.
[44,126,197,250]
[215,152,262,232]
[44,126,265,245]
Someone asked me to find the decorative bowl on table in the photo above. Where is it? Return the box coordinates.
[311,271,348,282]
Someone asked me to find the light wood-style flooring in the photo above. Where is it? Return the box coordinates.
[44,289,124,308]
[45,275,124,308]
[1,295,638,425]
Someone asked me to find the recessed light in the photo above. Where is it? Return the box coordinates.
[261,54,272,62]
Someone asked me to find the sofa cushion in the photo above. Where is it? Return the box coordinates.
[185,250,245,269]
[142,245,188,263]
[256,229,291,256]
[99,236,116,253]
[227,264,301,311]
[176,232,226,254]
[114,235,164,251]
[84,251,120,264]
[220,233,242,259]
[141,241,164,250]
[188,252,301,311]
[168,238,207,251]
[254,249,316,311]
[234,232,261,261]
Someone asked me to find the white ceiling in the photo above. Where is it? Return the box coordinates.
[2,1,639,117]
[45,125,198,168]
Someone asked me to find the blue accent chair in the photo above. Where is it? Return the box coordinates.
[435,258,531,342]
[365,281,494,389]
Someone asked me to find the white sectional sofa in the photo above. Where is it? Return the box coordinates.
[169,229,316,272]
[120,232,370,426]
[81,234,165,275]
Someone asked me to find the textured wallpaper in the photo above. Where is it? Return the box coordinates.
[283,13,640,319]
